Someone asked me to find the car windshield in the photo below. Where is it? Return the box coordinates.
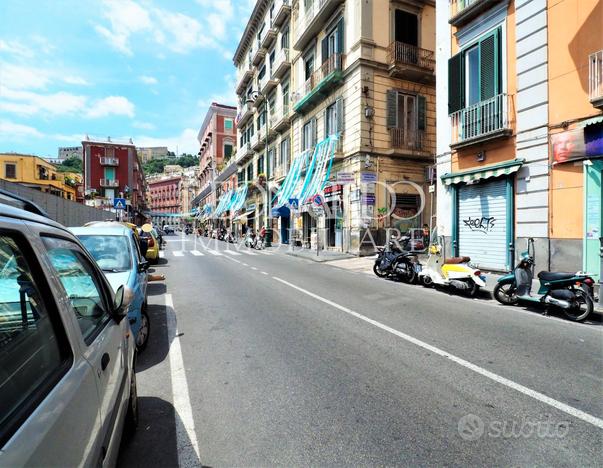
[77,235,132,272]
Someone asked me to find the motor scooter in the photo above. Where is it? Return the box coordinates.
[373,236,419,283]
[418,240,486,297]
[493,238,595,322]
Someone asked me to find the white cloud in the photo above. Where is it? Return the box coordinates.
[135,128,199,154]
[0,119,44,140]
[0,61,89,90]
[95,0,153,56]
[133,121,156,130]
[139,75,158,85]
[63,75,89,85]
[0,39,34,58]
[86,96,135,118]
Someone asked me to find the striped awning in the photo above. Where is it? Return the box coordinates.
[229,185,248,213]
[441,158,524,186]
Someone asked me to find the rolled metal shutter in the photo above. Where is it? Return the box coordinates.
[458,178,508,270]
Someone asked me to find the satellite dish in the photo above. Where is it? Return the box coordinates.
[141,223,153,232]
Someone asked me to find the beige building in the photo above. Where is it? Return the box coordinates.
[234,0,436,253]
[137,146,169,163]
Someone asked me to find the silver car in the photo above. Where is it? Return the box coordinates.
[0,199,138,466]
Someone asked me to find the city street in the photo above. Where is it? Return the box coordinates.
[118,235,603,467]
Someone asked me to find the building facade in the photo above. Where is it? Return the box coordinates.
[0,153,77,200]
[147,175,182,226]
[58,146,83,160]
[436,0,602,277]
[137,146,169,163]
[81,136,147,222]
[233,0,436,253]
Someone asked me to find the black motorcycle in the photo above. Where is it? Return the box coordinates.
[374,237,418,284]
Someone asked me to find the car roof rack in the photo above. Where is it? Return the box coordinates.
[0,189,50,218]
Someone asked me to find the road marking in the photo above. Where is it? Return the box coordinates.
[240,250,258,256]
[251,266,258,271]
[241,262,249,267]
[159,251,165,258]
[190,250,204,256]
[261,271,268,275]
[257,251,272,255]
[224,250,242,256]
[222,255,242,265]
[173,251,184,257]
[272,276,603,430]
[205,249,222,256]
[165,294,201,465]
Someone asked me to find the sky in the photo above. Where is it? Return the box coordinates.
[0,0,254,157]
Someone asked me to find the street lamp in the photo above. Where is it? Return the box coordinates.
[245,90,272,247]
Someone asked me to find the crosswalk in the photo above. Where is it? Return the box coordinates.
[165,247,273,258]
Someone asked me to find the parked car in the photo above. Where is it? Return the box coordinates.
[0,197,138,467]
[163,225,174,234]
[140,224,160,263]
[70,222,150,350]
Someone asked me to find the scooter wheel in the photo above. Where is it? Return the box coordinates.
[467,282,480,298]
[421,275,433,288]
[563,288,593,322]
[493,282,518,305]
[373,264,389,278]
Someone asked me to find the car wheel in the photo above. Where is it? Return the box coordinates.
[136,310,150,351]
[124,363,138,438]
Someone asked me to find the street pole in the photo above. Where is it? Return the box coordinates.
[265,98,271,247]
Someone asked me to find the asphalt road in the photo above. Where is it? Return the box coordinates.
[118,234,603,467]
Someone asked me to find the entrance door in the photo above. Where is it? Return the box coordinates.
[458,178,508,270]
[584,161,603,279]
[280,216,290,244]
[394,10,418,46]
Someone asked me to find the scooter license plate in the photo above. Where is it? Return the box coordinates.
[414,264,422,273]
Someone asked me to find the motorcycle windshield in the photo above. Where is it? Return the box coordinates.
[514,267,532,296]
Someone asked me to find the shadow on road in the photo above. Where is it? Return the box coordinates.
[137,303,169,373]
[147,283,167,296]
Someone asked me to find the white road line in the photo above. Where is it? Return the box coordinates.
[159,251,165,258]
[222,255,242,265]
[251,266,258,271]
[261,271,268,275]
[223,250,242,256]
[241,263,249,267]
[257,251,272,255]
[165,294,201,465]
[240,250,258,256]
[272,276,603,430]
[205,249,222,256]
[173,251,184,257]
[190,250,205,256]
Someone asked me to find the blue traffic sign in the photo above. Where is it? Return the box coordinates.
[288,198,299,210]
[312,195,323,207]
[113,198,127,210]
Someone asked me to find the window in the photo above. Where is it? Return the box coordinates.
[77,235,132,272]
[394,10,418,46]
[321,18,344,62]
[448,27,502,114]
[224,118,234,130]
[258,65,266,81]
[43,237,111,344]
[302,118,317,151]
[258,110,267,129]
[280,138,290,171]
[269,49,276,73]
[246,163,253,181]
[281,28,289,49]
[282,83,289,106]
[4,163,16,179]
[237,171,244,185]
[257,156,264,175]
[325,99,343,136]
[304,52,314,81]
[0,235,70,445]
[386,90,426,146]
[224,143,234,159]
[268,146,276,177]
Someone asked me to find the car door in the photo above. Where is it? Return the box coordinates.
[131,232,148,305]
[41,235,129,465]
[0,223,102,467]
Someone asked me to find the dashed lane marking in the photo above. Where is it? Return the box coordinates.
[204,248,222,256]
[191,250,204,256]
[159,251,165,258]
[173,251,184,257]
[223,250,242,256]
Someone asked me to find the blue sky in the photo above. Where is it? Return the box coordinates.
[0,0,253,157]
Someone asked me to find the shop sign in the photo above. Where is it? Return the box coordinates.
[350,188,361,202]
[362,194,375,205]
[313,206,325,216]
[324,184,343,202]
[360,172,377,184]
[337,172,354,184]
[552,122,603,164]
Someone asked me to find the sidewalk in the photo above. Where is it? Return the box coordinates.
[284,247,356,263]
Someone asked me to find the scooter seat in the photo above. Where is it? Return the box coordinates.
[537,271,575,281]
[445,256,471,264]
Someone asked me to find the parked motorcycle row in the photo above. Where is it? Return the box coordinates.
[374,236,596,323]
[196,226,266,249]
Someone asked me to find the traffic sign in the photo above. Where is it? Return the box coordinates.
[113,198,127,210]
[312,194,323,207]
[288,198,299,210]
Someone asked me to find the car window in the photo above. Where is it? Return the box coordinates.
[77,234,132,272]
[42,237,111,344]
[0,234,70,445]
[131,233,144,262]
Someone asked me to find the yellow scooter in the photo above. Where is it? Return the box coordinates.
[418,243,486,297]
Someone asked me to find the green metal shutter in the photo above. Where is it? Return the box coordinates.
[448,52,464,114]
[386,90,397,128]
[417,95,426,131]
[337,18,344,54]
[479,27,501,100]
[322,37,329,63]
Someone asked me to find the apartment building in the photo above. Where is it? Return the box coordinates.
[193,102,237,228]
[81,136,147,222]
[234,0,436,253]
[436,0,602,276]
[0,153,77,200]
[137,146,169,163]
[147,175,181,226]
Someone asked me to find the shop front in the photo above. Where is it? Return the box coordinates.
[441,159,524,272]
[324,184,343,248]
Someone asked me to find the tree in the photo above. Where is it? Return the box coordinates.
[176,154,199,168]
[56,157,82,173]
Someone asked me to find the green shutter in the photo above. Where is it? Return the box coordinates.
[448,52,464,114]
[322,37,329,63]
[417,95,426,131]
[479,27,501,100]
[312,117,317,147]
[336,97,344,134]
[337,18,344,54]
[386,90,397,128]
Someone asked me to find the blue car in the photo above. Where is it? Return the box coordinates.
[70,222,150,350]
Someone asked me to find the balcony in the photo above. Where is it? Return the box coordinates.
[449,0,502,27]
[389,128,432,156]
[293,54,345,113]
[237,143,253,165]
[100,178,119,188]
[272,48,291,79]
[261,26,277,50]
[236,65,254,94]
[294,0,345,51]
[387,42,435,83]
[236,103,254,129]
[252,127,267,151]
[450,93,512,148]
[100,157,119,166]
[260,72,278,95]
[271,103,291,132]
[252,43,266,66]
[273,0,291,27]
[589,50,603,108]
[273,160,290,181]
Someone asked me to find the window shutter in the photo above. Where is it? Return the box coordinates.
[448,52,464,114]
[324,107,328,137]
[417,95,426,131]
[479,27,501,100]
[336,97,344,134]
[386,90,398,128]
[322,37,329,63]
[337,18,344,54]
[312,117,317,147]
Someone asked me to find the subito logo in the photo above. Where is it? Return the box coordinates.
[458,414,485,441]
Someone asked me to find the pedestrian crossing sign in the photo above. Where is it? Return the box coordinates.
[114,198,126,210]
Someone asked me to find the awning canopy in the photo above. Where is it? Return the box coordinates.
[214,190,234,217]
[271,205,290,217]
[229,185,248,213]
[440,158,524,186]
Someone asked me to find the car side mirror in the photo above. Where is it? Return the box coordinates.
[113,285,134,321]
[138,260,150,273]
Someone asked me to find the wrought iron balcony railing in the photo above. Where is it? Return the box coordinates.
[589,50,603,107]
[450,93,511,146]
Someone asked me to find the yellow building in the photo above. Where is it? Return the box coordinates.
[0,153,77,201]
